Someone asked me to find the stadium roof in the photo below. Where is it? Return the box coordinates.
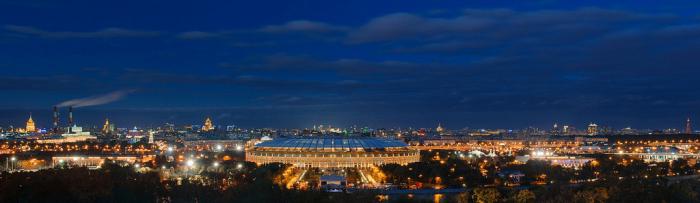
[254,137,408,150]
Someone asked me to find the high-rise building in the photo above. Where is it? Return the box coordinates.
[552,123,560,135]
[562,125,570,135]
[226,125,236,132]
[436,123,444,134]
[587,123,598,136]
[686,117,693,134]
[25,113,36,133]
[102,118,115,134]
[148,130,154,144]
[202,117,214,131]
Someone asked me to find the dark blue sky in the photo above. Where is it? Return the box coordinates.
[1,0,699,129]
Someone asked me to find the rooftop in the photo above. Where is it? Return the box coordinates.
[253,137,408,151]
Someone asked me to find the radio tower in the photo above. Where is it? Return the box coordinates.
[686,117,693,134]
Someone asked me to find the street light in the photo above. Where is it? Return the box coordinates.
[7,157,16,171]
[213,162,219,167]
[185,160,196,179]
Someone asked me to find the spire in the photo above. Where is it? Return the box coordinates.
[102,118,113,134]
[26,112,36,133]
[203,116,214,132]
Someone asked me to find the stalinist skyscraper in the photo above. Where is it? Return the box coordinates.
[202,117,214,132]
[102,118,114,134]
[25,113,36,133]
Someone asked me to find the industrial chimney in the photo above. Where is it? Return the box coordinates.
[52,106,59,133]
[68,106,74,133]
[68,106,74,126]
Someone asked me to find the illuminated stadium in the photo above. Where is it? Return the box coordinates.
[246,137,420,168]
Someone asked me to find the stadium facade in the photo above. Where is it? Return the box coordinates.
[246,137,420,168]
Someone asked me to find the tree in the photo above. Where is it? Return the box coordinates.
[592,187,609,203]
[455,192,470,203]
[574,190,595,203]
[514,189,535,203]
[473,187,501,203]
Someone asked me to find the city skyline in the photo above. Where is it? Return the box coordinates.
[4,1,700,202]
[2,1,700,128]
[2,106,696,132]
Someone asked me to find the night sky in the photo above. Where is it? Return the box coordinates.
[1,0,699,129]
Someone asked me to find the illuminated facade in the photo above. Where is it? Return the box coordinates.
[246,137,420,168]
[25,113,36,133]
[37,125,96,144]
[587,123,598,135]
[562,125,570,134]
[516,153,593,169]
[52,155,152,169]
[202,117,214,131]
[102,118,114,134]
[436,123,444,134]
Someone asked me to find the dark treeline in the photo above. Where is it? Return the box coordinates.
[380,151,700,202]
[0,164,377,203]
[3,153,700,202]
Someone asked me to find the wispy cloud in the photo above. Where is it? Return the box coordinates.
[4,25,160,38]
[260,20,348,33]
[176,31,228,39]
[56,90,135,108]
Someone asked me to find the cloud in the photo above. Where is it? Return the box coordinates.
[216,113,232,119]
[0,75,81,91]
[260,20,348,33]
[176,31,226,39]
[347,7,667,44]
[232,55,435,77]
[56,90,135,108]
[348,12,494,43]
[3,6,700,128]
[117,68,366,93]
[4,25,160,38]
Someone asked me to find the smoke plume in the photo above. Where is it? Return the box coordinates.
[57,90,135,108]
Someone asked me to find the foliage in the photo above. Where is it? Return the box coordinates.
[473,187,501,203]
